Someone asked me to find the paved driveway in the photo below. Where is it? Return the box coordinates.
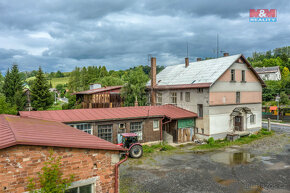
[120,128,290,193]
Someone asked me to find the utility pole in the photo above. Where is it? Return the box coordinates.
[276,95,280,121]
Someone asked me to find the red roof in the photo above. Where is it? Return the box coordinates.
[269,106,277,111]
[72,86,122,95]
[19,105,197,123]
[0,114,124,151]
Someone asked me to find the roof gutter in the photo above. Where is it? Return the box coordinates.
[115,153,128,193]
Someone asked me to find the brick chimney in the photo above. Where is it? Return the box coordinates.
[223,53,229,57]
[197,58,202,61]
[185,57,189,68]
[150,57,156,106]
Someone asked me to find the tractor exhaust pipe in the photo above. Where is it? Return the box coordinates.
[115,153,129,193]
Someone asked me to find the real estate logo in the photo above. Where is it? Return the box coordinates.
[249,9,277,22]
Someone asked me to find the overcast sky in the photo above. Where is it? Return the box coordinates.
[0,0,289,73]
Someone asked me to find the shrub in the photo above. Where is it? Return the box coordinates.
[207,137,215,145]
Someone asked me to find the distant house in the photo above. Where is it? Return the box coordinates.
[73,84,123,108]
[147,53,265,140]
[254,66,281,81]
[20,105,198,144]
[0,114,124,193]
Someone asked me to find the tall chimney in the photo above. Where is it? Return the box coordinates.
[185,58,189,68]
[150,57,156,106]
[223,53,229,57]
[197,58,202,61]
[134,96,138,107]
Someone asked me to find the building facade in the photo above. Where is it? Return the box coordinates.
[20,105,197,144]
[73,85,123,109]
[254,66,281,81]
[148,54,265,139]
[0,114,123,193]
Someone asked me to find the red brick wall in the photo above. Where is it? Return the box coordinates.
[0,145,119,193]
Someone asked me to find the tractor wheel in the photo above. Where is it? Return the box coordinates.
[129,145,143,158]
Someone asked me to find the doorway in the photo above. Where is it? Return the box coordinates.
[234,116,243,131]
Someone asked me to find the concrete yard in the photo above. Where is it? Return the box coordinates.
[120,126,290,193]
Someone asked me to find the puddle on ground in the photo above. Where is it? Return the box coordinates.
[211,151,255,165]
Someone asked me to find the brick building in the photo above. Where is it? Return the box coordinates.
[0,114,124,193]
[20,105,198,144]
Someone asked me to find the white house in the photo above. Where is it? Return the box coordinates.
[254,66,281,81]
[147,53,265,140]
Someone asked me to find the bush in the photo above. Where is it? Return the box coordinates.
[207,137,215,145]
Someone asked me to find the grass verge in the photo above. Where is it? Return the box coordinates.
[192,128,274,151]
[142,143,176,156]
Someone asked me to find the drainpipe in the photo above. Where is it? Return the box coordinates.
[115,153,129,193]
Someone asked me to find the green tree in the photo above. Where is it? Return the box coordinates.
[121,66,149,106]
[0,73,4,93]
[14,90,27,111]
[282,67,289,80]
[2,64,25,106]
[31,67,53,110]
[27,151,74,193]
[0,94,17,114]
[55,70,64,78]
[100,76,124,87]
[279,91,289,105]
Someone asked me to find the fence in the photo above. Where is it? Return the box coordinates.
[262,114,290,122]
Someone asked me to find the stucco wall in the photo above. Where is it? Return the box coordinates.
[154,88,210,135]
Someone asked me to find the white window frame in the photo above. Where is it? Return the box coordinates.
[250,114,256,124]
[153,120,160,131]
[170,92,177,105]
[197,88,203,93]
[69,123,93,135]
[65,177,97,193]
[156,92,162,105]
[130,122,143,140]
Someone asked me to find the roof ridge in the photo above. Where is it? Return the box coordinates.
[1,115,18,143]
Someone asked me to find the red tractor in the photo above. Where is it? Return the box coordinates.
[117,133,143,158]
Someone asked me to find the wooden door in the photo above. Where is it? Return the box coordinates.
[234,116,243,131]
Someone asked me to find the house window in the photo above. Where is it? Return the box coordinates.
[250,114,256,124]
[98,124,113,142]
[231,69,235,81]
[241,70,246,82]
[130,122,143,140]
[198,104,203,117]
[153,120,160,131]
[185,92,190,102]
[119,123,126,129]
[66,184,93,193]
[197,88,203,93]
[236,92,240,104]
[201,128,204,134]
[170,92,177,105]
[70,123,92,135]
[180,92,183,101]
[156,92,162,105]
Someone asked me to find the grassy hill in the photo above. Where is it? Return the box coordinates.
[26,76,70,88]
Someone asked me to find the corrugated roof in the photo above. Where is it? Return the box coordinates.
[72,86,122,95]
[19,105,197,123]
[147,54,242,86]
[0,114,124,151]
[254,66,280,73]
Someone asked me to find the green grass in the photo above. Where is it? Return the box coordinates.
[26,76,70,88]
[46,102,63,110]
[142,143,176,155]
[192,128,274,151]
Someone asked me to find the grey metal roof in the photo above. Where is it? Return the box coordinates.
[254,66,280,74]
[147,54,241,86]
